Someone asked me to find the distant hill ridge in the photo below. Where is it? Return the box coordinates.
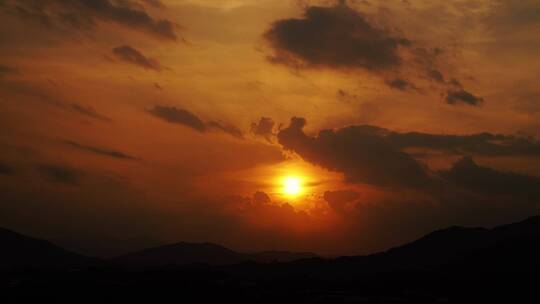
[112,241,319,267]
[0,227,94,270]
[1,215,540,270]
[355,215,540,271]
[0,229,318,269]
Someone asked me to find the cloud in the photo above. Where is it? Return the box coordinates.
[251,117,276,142]
[3,0,177,40]
[288,119,540,157]
[264,2,409,71]
[112,45,162,71]
[427,69,445,83]
[0,162,15,175]
[445,89,484,106]
[442,157,540,199]
[35,164,83,185]
[69,103,111,122]
[278,117,434,189]
[0,77,112,122]
[278,117,540,189]
[141,0,164,8]
[148,105,243,138]
[252,191,271,205]
[63,140,138,161]
[486,0,540,34]
[0,64,18,76]
[207,121,244,139]
[439,73,484,107]
[386,130,540,157]
[149,105,206,131]
[324,190,360,214]
[263,2,485,106]
[386,78,416,91]
[336,89,363,104]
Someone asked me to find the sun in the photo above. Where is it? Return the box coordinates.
[283,176,303,197]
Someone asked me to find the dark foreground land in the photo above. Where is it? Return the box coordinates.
[2,263,539,303]
[2,216,540,303]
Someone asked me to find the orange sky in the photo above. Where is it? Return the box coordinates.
[1,0,540,257]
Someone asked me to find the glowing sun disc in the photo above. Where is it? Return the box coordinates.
[283,177,302,196]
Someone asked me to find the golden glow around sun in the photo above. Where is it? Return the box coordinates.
[283,176,303,197]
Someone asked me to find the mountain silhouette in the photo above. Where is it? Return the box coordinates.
[249,250,318,263]
[112,242,247,266]
[0,227,95,270]
[331,215,540,273]
[2,216,540,271]
[112,242,318,267]
[106,215,540,275]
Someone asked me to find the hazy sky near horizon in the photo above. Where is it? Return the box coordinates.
[1,0,540,257]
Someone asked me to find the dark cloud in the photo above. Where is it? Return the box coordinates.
[449,78,461,87]
[386,78,409,91]
[412,48,483,105]
[411,46,444,70]
[264,2,485,104]
[149,105,206,132]
[36,164,83,185]
[251,117,276,142]
[4,0,177,40]
[337,89,362,103]
[278,117,540,189]
[63,140,138,161]
[324,190,360,214]
[437,74,483,107]
[0,64,18,76]
[207,121,244,139]
[442,157,540,199]
[264,2,409,70]
[386,130,540,157]
[148,105,243,138]
[0,77,111,122]
[69,103,111,122]
[486,0,540,33]
[427,69,445,83]
[515,89,540,114]
[141,0,164,8]
[445,89,484,106]
[253,191,271,205]
[112,45,162,71]
[386,78,417,91]
[282,120,540,157]
[278,117,434,189]
[0,162,15,175]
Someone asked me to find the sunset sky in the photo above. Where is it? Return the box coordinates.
[1,0,540,257]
